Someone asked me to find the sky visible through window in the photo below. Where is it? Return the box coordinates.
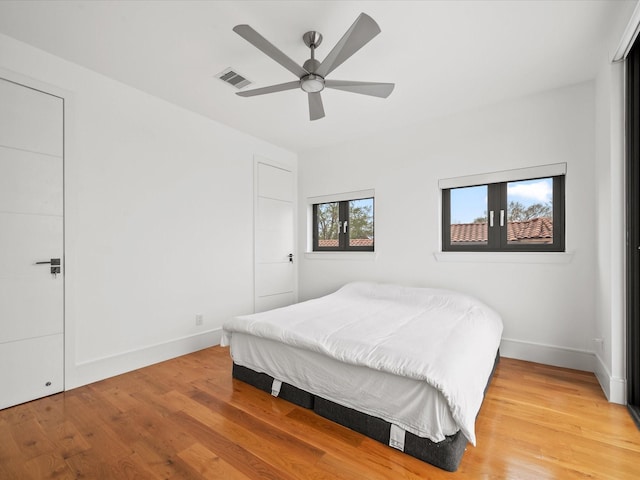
[450,178,552,224]
[350,198,372,212]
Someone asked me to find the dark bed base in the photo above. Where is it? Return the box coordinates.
[231,351,499,472]
[232,363,314,409]
[313,396,468,471]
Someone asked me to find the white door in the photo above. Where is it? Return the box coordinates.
[0,77,64,410]
[254,160,295,312]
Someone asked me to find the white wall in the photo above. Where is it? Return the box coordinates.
[0,33,297,389]
[594,61,626,403]
[299,82,598,372]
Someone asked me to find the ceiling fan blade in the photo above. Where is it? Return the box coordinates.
[233,25,308,78]
[315,13,381,78]
[325,80,395,98]
[308,92,325,121]
[236,81,300,97]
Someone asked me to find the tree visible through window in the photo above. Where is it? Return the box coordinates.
[348,199,374,248]
[314,197,374,251]
[316,202,339,247]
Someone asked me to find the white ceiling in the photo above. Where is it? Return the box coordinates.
[0,0,631,153]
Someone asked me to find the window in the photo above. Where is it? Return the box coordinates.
[442,175,565,252]
[313,197,374,251]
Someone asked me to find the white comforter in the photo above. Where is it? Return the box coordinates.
[221,282,503,445]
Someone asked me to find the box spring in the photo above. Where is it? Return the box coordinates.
[231,351,499,472]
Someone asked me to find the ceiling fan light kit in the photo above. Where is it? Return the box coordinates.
[233,13,395,121]
[300,75,324,93]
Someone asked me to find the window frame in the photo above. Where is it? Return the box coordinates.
[312,196,375,252]
[442,175,565,252]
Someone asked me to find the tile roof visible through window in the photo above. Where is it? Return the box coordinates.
[450,222,488,243]
[450,217,553,244]
[350,239,374,247]
[318,239,374,247]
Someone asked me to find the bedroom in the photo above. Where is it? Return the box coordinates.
[0,0,639,478]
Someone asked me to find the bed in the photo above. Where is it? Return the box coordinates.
[221,282,503,471]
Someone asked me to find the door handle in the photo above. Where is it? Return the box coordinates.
[288,253,293,263]
[35,258,61,276]
[35,258,60,265]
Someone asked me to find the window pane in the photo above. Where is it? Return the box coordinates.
[348,198,374,248]
[506,178,553,245]
[316,202,339,248]
[449,185,488,246]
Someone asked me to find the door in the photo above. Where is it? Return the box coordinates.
[628,40,640,428]
[0,77,64,410]
[254,160,295,312]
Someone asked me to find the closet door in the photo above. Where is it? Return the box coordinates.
[0,77,64,410]
[254,159,295,312]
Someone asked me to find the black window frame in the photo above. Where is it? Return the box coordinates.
[312,197,375,252]
[442,175,565,252]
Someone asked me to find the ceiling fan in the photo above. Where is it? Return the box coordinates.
[233,12,395,121]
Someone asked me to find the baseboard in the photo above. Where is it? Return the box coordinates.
[500,337,595,372]
[67,328,222,390]
[593,352,627,404]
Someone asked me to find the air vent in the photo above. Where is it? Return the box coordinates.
[216,68,252,89]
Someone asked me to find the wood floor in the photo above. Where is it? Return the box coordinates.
[1,347,639,479]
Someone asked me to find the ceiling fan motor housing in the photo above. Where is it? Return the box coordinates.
[303,58,321,74]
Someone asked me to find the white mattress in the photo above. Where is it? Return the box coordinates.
[229,331,460,443]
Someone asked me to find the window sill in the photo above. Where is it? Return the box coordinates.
[433,251,574,264]
[304,252,376,261]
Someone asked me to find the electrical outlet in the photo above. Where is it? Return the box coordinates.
[195,314,204,326]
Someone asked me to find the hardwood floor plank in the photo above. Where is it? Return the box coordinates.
[0,417,30,479]
[175,390,343,480]
[45,420,92,460]
[177,442,252,480]
[312,440,429,480]
[9,416,57,461]
[64,449,118,479]
[23,452,77,480]
[99,385,143,413]
[1,347,639,479]
[84,388,202,478]
[1,400,35,426]
[172,409,299,480]
[28,394,67,431]
[129,436,196,480]
[115,452,164,480]
[189,388,326,461]
[189,380,423,478]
